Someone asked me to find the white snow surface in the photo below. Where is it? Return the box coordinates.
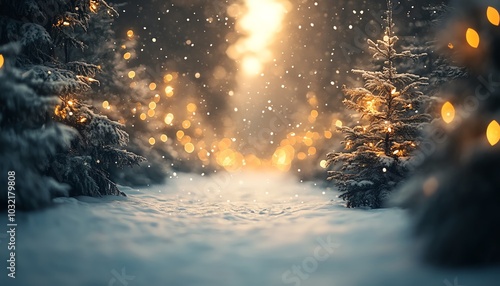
[2,172,499,286]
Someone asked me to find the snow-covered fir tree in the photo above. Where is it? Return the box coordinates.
[326,0,431,208]
[394,0,500,266]
[0,0,144,209]
[0,44,77,209]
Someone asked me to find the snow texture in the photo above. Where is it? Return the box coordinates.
[1,172,499,286]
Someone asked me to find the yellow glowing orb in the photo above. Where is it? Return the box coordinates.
[148,137,156,145]
[140,113,147,120]
[128,71,136,79]
[160,134,168,142]
[102,101,109,109]
[0,54,3,69]
[182,120,191,129]
[187,103,197,113]
[466,28,480,48]
[164,113,174,125]
[123,52,131,60]
[335,120,343,128]
[127,30,134,37]
[441,101,455,124]
[320,160,328,169]
[486,120,500,146]
[184,143,195,153]
[487,6,500,26]
[165,86,174,97]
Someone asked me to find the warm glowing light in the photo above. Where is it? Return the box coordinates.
[147,109,155,117]
[486,120,500,146]
[308,147,317,155]
[149,82,157,90]
[194,72,201,78]
[441,101,455,124]
[310,110,319,118]
[149,102,157,110]
[127,30,134,37]
[123,52,131,60]
[128,71,136,79]
[90,0,99,13]
[184,143,195,153]
[218,138,232,151]
[149,137,156,145]
[164,74,173,82]
[466,28,480,48]
[272,145,295,172]
[67,100,74,106]
[140,113,147,120]
[0,54,4,69]
[487,6,500,26]
[182,120,191,129]
[187,103,197,113]
[164,113,174,124]
[324,131,333,139]
[297,152,307,160]
[241,56,262,75]
[102,101,109,109]
[79,117,87,123]
[320,160,328,169]
[335,120,343,128]
[176,130,185,140]
[448,43,454,49]
[232,0,288,77]
[165,86,174,97]
[393,150,400,155]
[160,134,168,142]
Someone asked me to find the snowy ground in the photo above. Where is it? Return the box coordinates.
[2,172,499,286]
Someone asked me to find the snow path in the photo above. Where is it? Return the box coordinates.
[2,172,499,286]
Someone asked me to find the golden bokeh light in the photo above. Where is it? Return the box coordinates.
[140,113,147,120]
[149,82,157,90]
[0,54,3,69]
[441,101,455,124]
[147,109,155,117]
[320,160,328,169]
[123,52,131,60]
[164,113,174,125]
[335,120,343,128]
[128,71,136,79]
[126,30,134,37]
[487,6,500,26]
[182,120,191,129]
[486,120,500,146]
[176,130,185,140]
[149,102,157,110]
[184,143,195,153]
[163,74,173,82]
[148,137,156,145]
[165,86,174,97]
[466,28,480,48]
[272,145,295,172]
[187,103,197,113]
[160,134,168,142]
[102,101,110,109]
